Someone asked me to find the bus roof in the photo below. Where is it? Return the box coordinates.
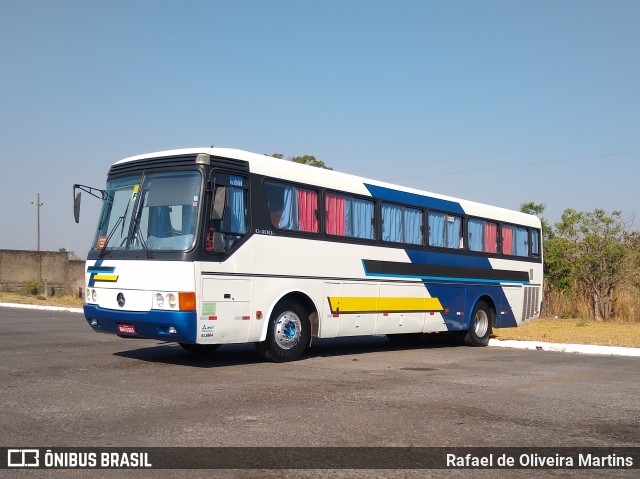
[114,147,541,228]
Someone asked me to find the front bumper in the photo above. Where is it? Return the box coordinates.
[83,304,197,343]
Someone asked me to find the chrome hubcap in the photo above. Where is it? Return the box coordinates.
[474,309,489,338]
[274,311,302,350]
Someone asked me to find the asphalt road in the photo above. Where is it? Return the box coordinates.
[1,306,638,479]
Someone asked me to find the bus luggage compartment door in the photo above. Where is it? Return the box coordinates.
[200,278,251,344]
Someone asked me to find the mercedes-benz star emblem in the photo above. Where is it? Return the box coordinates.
[117,293,125,307]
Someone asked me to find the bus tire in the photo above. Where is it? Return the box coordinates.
[256,300,310,362]
[463,301,492,347]
[179,343,220,355]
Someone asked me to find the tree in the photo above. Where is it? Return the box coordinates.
[58,247,79,260]
[270,153,332,170]
[554,209,633,320]
[290,155,332,170]
[520,201,554,240]
[543,236,574,293]
[520,202,569,316]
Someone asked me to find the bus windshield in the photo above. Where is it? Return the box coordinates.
[92,171,202,253]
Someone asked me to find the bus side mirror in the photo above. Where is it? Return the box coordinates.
[211,187,226,220]
[74,192,82,223]
[73,183,108,224]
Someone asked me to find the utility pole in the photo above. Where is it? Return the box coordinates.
[31,193,44,251]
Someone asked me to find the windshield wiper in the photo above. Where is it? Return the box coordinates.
[134,224,153,258]
[98,214,126,258]
[126,174,153,258]
[98,179,142,258]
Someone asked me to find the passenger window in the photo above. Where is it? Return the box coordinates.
[265,181,318,232]
[531,229,540,257]
[428,212,462,249]
[381,203,423,245]
[325,192,374,240]
[468,219,498,253]
[502,224,528,256]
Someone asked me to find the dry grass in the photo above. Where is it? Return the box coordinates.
[543,285,640,323]
[494,317,640,348]
[0,291,84,309]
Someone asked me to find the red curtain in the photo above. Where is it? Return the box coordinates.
[502,226,513,255]
[297,188,318,232]
[325,192,345,236]
[484,222,498,253]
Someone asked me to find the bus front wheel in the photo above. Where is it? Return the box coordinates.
[256,301,310,362]
[463,301,493,347]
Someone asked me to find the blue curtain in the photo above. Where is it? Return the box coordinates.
[382,204,403,242]
[531,230,540,256]
[468,219,483,252]
[279,185,297,230]
[447,216,461,249]
[404,207,423,245]
[428,212,445,247]
[350,198,374,239]
[229,176,247,234]
[515,227,528,256]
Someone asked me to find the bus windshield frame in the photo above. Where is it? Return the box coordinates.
[92,170,203,254]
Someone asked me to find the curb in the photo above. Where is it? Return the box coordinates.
[0,302,84,314]
[489,338,640,357]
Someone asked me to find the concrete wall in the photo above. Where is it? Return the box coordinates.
[0,249,85,297]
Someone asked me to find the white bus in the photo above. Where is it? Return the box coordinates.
[74,147,542,362]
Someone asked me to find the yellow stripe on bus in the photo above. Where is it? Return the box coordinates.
[327,297,443,314]
[92,274,119,282]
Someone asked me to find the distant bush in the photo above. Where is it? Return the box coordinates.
[24,282,39,295]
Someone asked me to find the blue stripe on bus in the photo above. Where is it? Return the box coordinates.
[364,183,465,215]
[360,251,522,330]
[363,255,530,284]
[405,249,494,269]
[87,259,104,287]
[364,270,527,285]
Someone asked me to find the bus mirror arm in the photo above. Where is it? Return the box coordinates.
[73,184,107,223]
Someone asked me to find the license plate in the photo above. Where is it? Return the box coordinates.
[117,323,136,335]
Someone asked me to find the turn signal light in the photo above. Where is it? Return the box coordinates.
[179,292,196,311]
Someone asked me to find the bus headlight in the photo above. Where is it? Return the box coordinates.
[91,289,97,303]
[168,293,177,309]
[152,292,195,311]
[155,293,165,308]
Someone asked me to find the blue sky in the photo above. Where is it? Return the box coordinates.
[1,0,638,256]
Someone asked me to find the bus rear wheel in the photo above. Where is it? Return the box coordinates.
[256,300,310,362]
[463,301,493,347]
